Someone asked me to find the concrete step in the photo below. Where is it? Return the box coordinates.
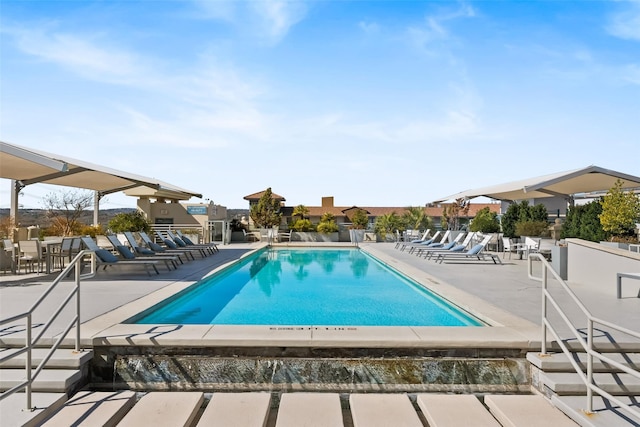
[528,351,640,373]
[0,348,93,369]
[540,371,640,395]
[484,394,579,427]
[39,390,136,427]
[349,393,422,427]
[196,392,271,427]
[0,392,67,427]
[416,394,501,427]
[552,395,640,427]
[276,393,344,427]
[0,369,82,392]
[117,391,203,427]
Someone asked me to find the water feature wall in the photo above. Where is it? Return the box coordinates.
[90,346,531,393]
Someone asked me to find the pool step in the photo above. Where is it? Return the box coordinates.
[0,368,82,392]
[539,371,640,395]
[527,351,640,373]
[39,390,136,427]
[0,348,93,369]
[484,395,579,427]
[117,391,203,427]
[0,392,67,427]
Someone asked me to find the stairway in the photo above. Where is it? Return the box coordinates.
[528,351,640,427]
[0,346,93,426]
[1,391,583,427]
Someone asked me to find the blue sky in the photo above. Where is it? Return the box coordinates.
[1,0,639,210]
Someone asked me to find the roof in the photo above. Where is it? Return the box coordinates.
[303,204,499,218]
[0,141,201,200]
[433,165,640,203]
[243,190,286,201]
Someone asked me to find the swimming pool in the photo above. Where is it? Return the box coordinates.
[130,248,483,326]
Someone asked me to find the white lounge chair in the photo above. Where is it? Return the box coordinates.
[410,230,452,254]
[434,235,502,264]
[400,231,441,253]
[395,229,431,250]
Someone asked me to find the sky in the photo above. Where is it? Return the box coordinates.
[1,0,639,210]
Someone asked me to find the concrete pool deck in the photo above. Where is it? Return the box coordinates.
[1,241,638,350]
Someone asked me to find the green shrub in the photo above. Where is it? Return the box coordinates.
[349,209,369,230]
[108,211,150,233]
[501,201,548,237]
[515,220,549,237]
[561,200,606,242]
[599,179,640,240]
[469,207,500,233]
[317,212,339,234]
[374,212,402,234]
[290,219,315,232]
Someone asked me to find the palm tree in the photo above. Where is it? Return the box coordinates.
[402,206,432,231]
[292,204,310,221]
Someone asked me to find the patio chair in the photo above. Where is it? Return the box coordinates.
[80,236,160,276]
[243,230,259,242]
[49,237,75,270]
[502,237,518,259]
[523,237,541,259]
[105,234,179,271]
[434,235,502,264]
[17,239,44,273]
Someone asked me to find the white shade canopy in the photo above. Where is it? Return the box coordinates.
[1,140,201,199]
[433,165,640,203]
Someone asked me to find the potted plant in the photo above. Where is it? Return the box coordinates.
[316,212,339,242]
[348,209,369,243]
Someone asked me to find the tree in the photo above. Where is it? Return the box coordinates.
[401,206,432,231]
[349,209,369,229]
[561,200,606,242]
[441,198,469,230]
[42,190,93,236]
[469,207,500,233]
[108,210,151,233]
[317,212,339,234]
[501,201,548,238]
[249,187,282,229]
[292,204,309,221]
[374,212,402,235]
[599,179,640,240]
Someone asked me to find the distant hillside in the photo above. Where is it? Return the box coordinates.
[0,208,250,227]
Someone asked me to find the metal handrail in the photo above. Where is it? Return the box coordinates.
[527,253,640,418]
[0,249,97,410]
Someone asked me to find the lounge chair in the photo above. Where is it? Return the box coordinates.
[123,231,187,264]
[401,231,441,253]
[105,235,179,271]
[159,230,211,257]
[176,230,218,253]
[414,232,468,257]
[434,235,502,264]
[395,229,431,250]
[154,231,209,258]
[409,230,451,254]
[419,231,476,259]
[80,236,159,275]
[138,231,196,260]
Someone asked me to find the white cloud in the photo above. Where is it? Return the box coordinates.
[249,0,309,44]
[3,25,146,84]
[622,64,640,85]
[606,1,640,41]
[406,2,476,50]
[359,21,380,34]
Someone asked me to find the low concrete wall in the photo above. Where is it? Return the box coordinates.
[566,238,640,290]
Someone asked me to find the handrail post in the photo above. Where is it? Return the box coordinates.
[25,314,32,411]
[75,257,81,352]
[541,263,548,355]
[587,318,594,413]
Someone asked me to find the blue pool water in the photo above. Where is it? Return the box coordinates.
[131,248,483,326]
